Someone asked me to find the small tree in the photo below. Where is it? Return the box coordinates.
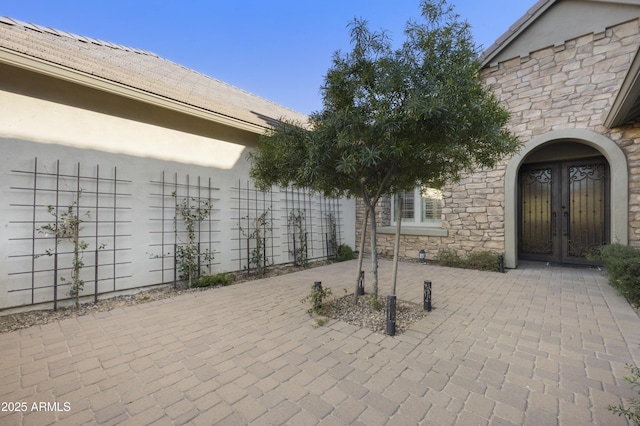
[249,0,520,301]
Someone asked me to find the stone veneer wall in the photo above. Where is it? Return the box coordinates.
[356,19,640,260]
[355,165,507,260]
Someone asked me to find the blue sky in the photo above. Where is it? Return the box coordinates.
[2,1,533,114]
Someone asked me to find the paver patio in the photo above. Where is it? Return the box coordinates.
[1,259,639,425]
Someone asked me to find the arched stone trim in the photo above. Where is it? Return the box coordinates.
[504,129,628,268]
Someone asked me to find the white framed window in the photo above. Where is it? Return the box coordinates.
[392,187,443,226]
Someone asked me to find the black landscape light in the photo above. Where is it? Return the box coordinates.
[424,280,432,312]
[386,295,396,336]
[357,270,364,295]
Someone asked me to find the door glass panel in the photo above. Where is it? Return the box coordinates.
[520,167,554,255]
[566,163,607,258]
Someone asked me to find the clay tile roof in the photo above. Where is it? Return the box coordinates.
[0,16,309,131]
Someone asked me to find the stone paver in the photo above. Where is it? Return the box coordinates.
[1,259,639,425]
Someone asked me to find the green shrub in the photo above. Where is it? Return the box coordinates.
[435,248,463,268]
[301,283,332,315]
[336,244,355,262]
[609,359,640,425]
[194,272,235,288]
[465,251,500,272]
[435,248,501,272]
[591,244,640,306]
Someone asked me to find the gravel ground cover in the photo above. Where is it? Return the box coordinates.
[324,294,427,334]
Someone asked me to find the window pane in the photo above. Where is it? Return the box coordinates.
[421,188,442,222]
[395,191,414,222]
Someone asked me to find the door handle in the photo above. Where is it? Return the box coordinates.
[563,211,569,236]
[552,212,557,236]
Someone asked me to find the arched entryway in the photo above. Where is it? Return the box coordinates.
[518,143,609,265]
[504,129,628,268]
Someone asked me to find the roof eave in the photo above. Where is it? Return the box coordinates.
[604,45,640,128]
[0,46,270,135]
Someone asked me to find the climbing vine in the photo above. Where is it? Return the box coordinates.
[326,212,338,259]
[240,209,272,277]
[174,193,214,288]
[288,209,308,266]
[38,192,105,308]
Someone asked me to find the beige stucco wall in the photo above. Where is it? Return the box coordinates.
[0,81,249,171]
[356,19,640,266]
[0,66,356,310]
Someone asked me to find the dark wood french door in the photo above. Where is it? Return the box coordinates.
[518,158,609,264]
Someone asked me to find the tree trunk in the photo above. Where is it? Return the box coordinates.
[391,195,403,296]
[368,202,379,301]
[353,208,369,304]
